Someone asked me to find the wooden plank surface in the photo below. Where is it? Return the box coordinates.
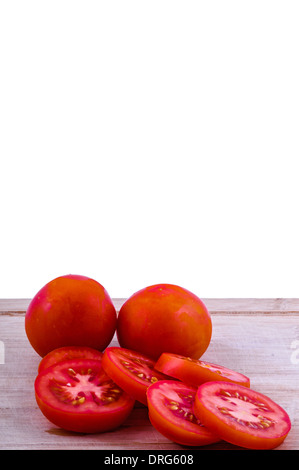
[0,298,298,450]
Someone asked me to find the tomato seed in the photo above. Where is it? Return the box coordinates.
[169,404,179,410]
[165,396,205,428]
[261,421,271,428]
[106,396,115,402]
[218,407,230,415]
[248,422,259,429]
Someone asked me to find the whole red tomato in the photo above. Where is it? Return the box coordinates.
[117,284,212,360]
[25,274,117,357]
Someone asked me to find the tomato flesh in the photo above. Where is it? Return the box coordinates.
[194,381,291,449]
[102,347,170,405]
[35,359,135,433]
[155,352,250,388]
[38,346,103,373]
[147,380,221,447]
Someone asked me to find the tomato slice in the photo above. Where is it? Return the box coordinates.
[38,346,103,373]
[35,358,135,433]
[102,347,170,405]
[155,352,250,388]
[146,380,221,447]
[194,381,291,449]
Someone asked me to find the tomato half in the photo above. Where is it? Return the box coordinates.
[155,353,250,388]
[146,380,221,447]
[117,284,212,360]
[25,274,117,357]
[102,347,170,405]
[194,381,291,449]
[35,358,135,433]
[38,346,103,373]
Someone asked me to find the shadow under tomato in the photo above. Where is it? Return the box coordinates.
[45,427,86,437]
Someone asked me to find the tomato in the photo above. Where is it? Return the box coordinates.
[117,284,212,360]
[194,381,291,449]
[38,346,103,373]
[25,274,117,357]
[35,358,135,433]
[146,380,221,446]
[155,353,250,388]
[102,347,170,405]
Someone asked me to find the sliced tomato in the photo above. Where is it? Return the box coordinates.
[35,358,135,433]
[194,381,291,449]
[101,347,170,405]
[155,352,250,388]
[146,380,221,447]
[38,346,103,373]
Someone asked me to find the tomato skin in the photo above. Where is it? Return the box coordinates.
[38,346,103,373]
[154,353,250,388]
[25,274,117,357]
[194,381,292,450]
[35,359,135,434]
[147,380,221,447]
[102,347,170,405]
[117,284,212,360]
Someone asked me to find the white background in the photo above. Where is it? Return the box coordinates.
[0,1,298,300]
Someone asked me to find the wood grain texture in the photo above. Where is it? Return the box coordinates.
[2,297,299,314]
[0,298,298,450]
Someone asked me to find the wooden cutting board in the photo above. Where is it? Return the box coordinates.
[0,298,298,450]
